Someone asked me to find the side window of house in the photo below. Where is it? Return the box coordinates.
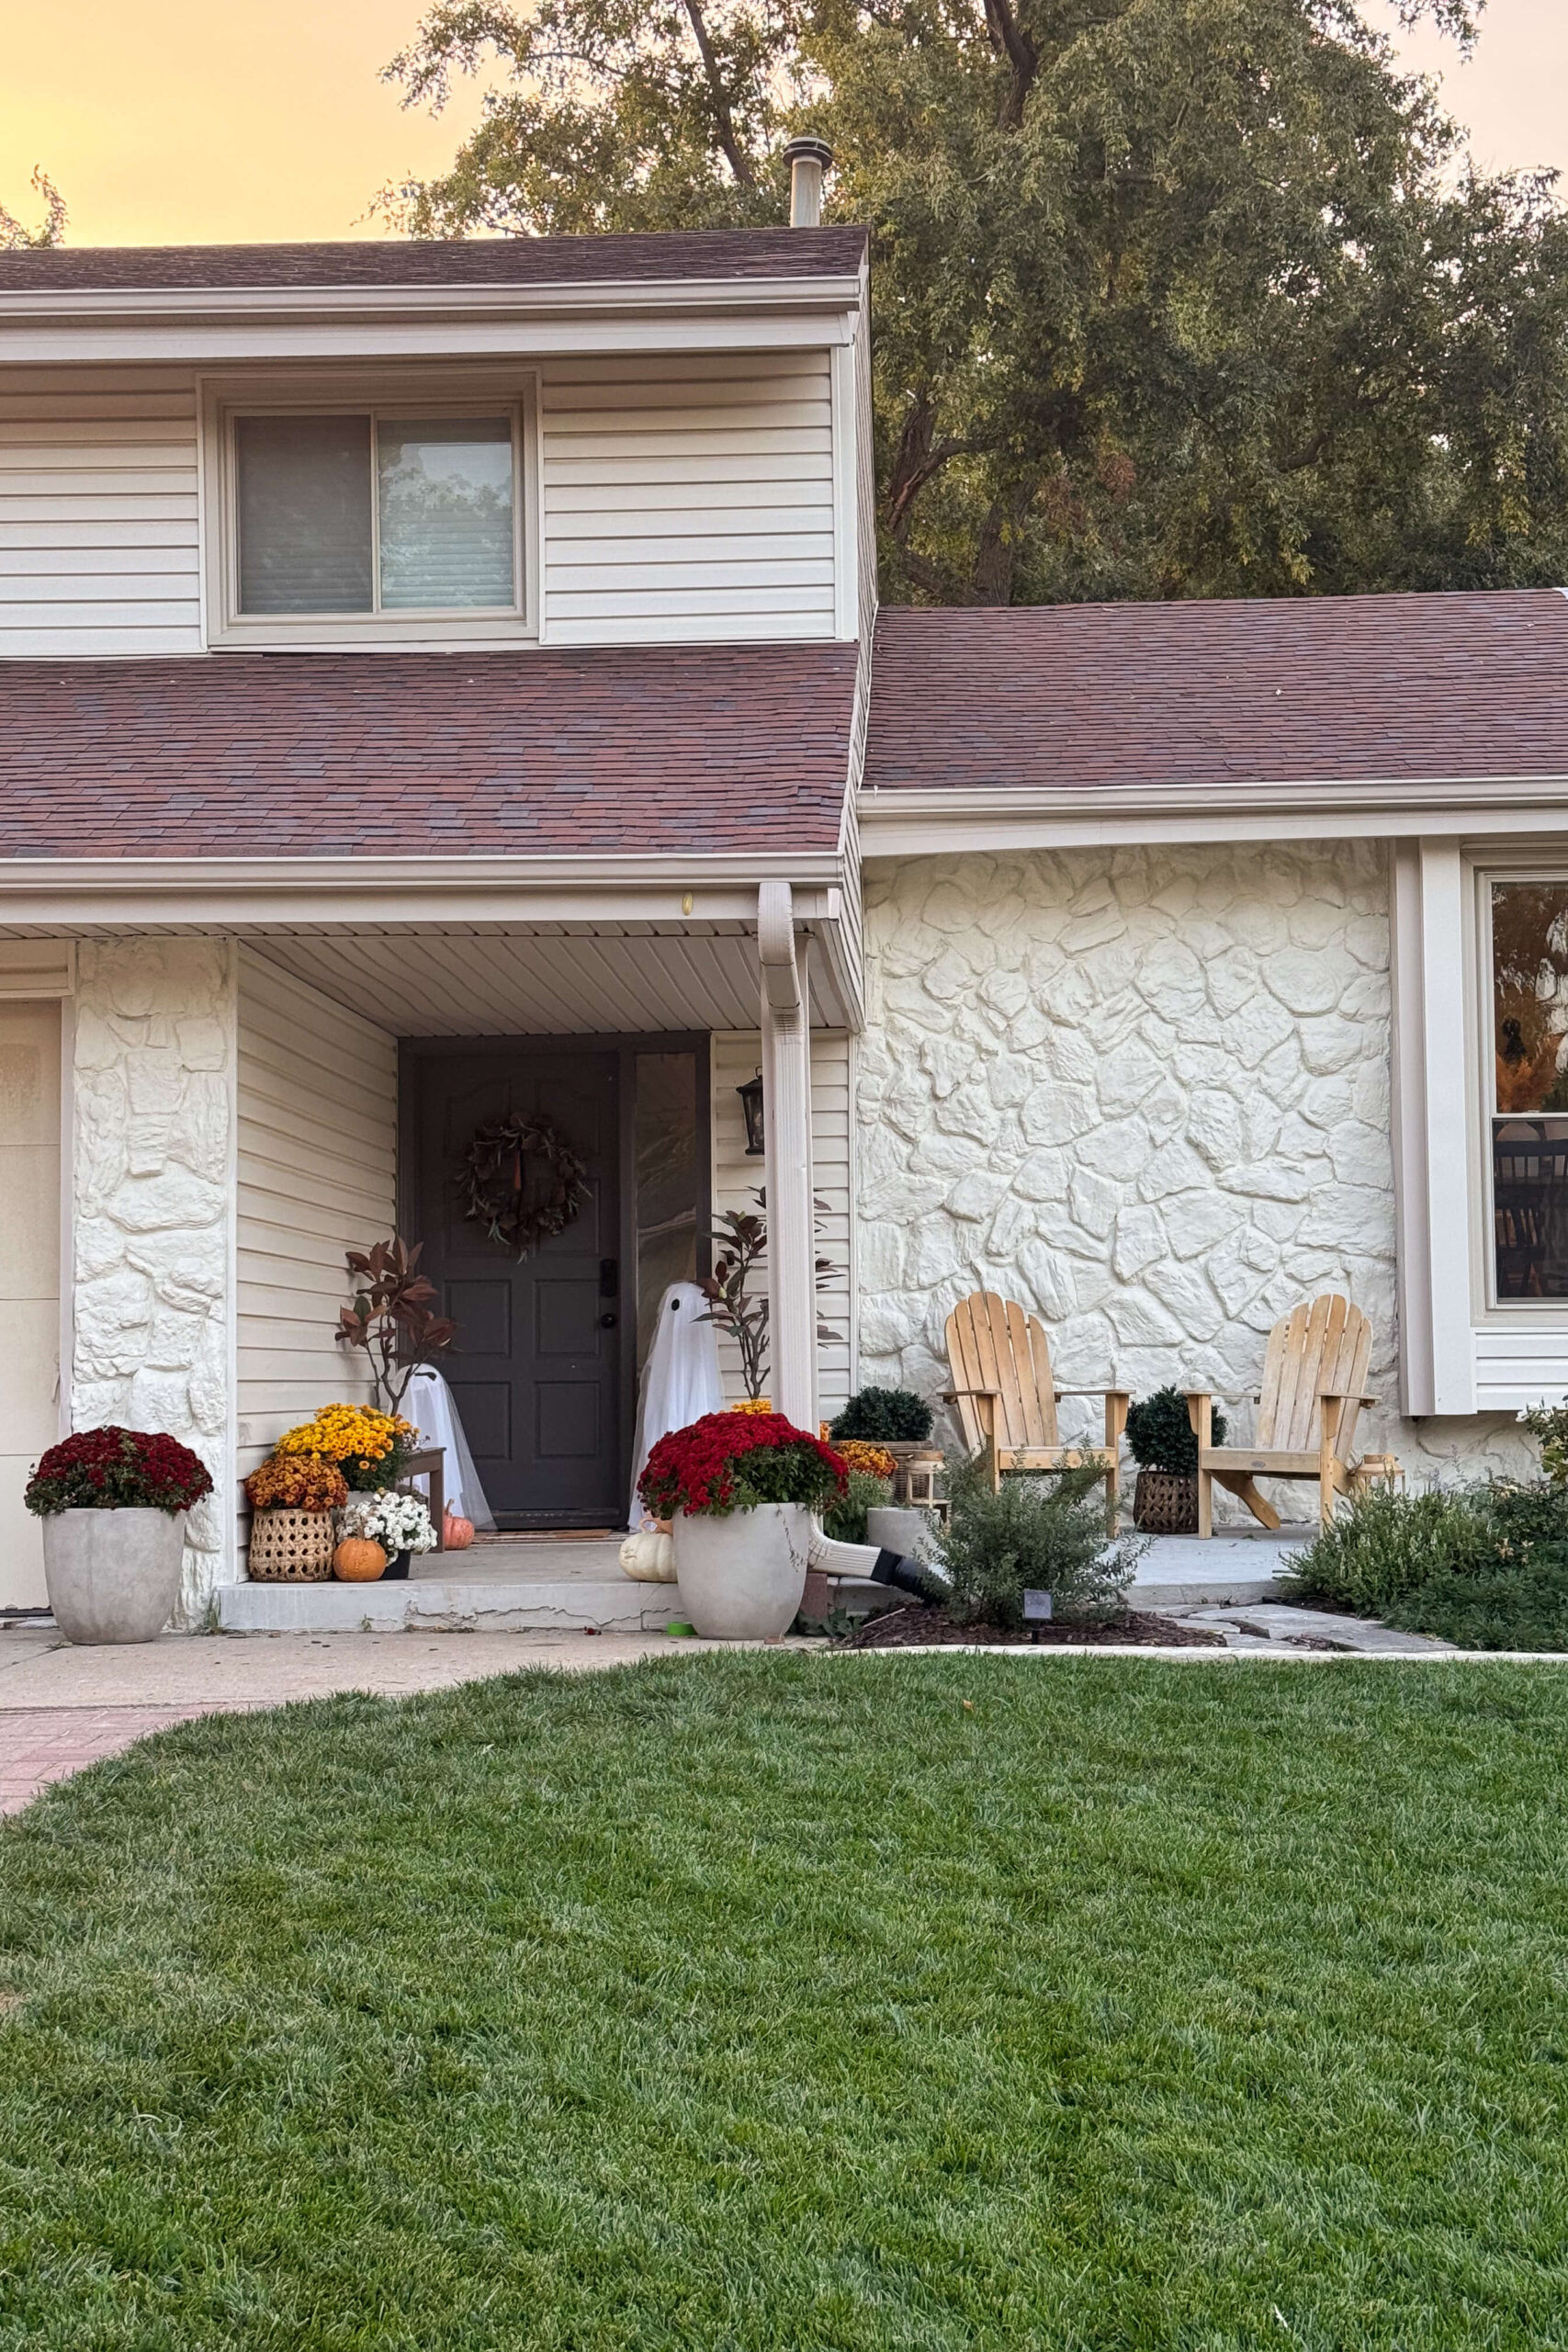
[232,412,519,619]
[1491,879,1568,1301]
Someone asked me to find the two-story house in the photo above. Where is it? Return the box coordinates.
[4,175,1568,1624]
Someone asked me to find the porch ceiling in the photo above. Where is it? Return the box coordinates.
[246,921,848,1034]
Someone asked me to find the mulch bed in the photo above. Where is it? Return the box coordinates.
[837,1603,1225,1650]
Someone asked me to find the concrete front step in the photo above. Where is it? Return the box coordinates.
[217,1575,681,1634]
[1122,1528,1313,1612]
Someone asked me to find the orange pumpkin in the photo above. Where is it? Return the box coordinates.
[333,1536,387,1582]
[442,1510,476,1551]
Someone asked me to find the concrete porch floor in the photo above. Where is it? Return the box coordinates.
[209,1521,1317,1634]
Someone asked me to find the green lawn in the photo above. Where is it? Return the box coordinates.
[4,1656,1568,2349]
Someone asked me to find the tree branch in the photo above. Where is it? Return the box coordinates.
[678,0,755,186]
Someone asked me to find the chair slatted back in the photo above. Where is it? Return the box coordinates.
[944,1291,1060,1454]
[1257,1295,1372,1454]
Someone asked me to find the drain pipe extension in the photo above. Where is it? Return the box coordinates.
[807,1521,943,1598]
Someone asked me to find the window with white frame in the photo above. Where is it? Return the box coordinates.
[1489,878,1568,1302]
[220,401,529,635]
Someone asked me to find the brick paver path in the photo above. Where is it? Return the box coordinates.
[0,1706,242,1815]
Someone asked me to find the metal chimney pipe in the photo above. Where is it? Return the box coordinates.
[783,137,833,228]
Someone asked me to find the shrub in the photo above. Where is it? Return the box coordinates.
[829,1387,932,1444]
[1125,1386,1226,1474]
[639,1413,847,1520]
[25,1428,213,1517]
[244,1454,348,1514]
[1285,1480,1568,1651]
[821,1468,895,1545]
[931,1456,1145,1630]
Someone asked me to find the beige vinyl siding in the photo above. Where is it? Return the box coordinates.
[541,351,837,645]
[0,368,202,656]
[0,1001,61,1609]
[710,1029,852,1419]
[235,950,397,1554]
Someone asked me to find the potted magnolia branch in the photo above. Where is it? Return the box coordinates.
[699,1195,841,1405]
[335,1237,457,1412]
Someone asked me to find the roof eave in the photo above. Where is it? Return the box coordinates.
[858,773,1568,854]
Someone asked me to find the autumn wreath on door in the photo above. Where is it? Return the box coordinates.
[459,1111,590,1260]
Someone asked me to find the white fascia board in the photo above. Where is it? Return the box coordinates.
[0,273,864,325]
[0,282,861,369]
[0,852,845,932]
[858,775,1568,855]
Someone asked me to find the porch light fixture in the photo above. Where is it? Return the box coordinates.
[738,1070,766,1156]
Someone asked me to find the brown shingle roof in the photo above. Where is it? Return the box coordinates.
[0,229,867,296]
[866,591,1568,793]
[0,646,858,858]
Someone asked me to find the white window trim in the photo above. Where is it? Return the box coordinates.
[1393,839,1568,1416]
[199,368,541,651]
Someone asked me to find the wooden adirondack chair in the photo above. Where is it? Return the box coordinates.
[943,1290,1129,1532]
[1187,1294,1381,1535]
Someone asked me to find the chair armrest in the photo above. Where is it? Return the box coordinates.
[1319,1392,1378,1409]
[1184,1391,1260,1405]
[1053,1387,1128,1398]
[943,1386,1003,1402]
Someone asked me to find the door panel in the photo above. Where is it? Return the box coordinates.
[410,1047,622,1526]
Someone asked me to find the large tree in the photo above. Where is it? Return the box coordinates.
[379,0,1568,605]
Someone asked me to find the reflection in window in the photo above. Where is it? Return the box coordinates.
[1492,882,1568,1297]
[634,1054,699,1375]
[378,418,514,609]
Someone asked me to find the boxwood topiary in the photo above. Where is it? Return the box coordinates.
[1124,1385,1226,1476]
[829,1386,933,1444]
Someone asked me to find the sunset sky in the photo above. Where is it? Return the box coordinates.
[0,0,1565,248]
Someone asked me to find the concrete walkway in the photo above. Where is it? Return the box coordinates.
[0,1625,704,1815]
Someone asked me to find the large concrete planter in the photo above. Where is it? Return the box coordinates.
[672,1502,810,1640]
[41,1508,186,1644]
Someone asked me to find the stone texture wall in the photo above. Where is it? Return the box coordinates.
[857,844,1530,1501]
[72,940,234,1621]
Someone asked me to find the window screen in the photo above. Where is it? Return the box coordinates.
[236,414,374,615]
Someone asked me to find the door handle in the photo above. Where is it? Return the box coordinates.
[600,1311,618,1329]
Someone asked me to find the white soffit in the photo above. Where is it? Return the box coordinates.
[244,924,846,1035]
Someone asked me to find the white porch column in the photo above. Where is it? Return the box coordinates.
[759,883,818,1429]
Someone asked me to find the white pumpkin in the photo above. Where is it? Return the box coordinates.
[619,1526,678,1583]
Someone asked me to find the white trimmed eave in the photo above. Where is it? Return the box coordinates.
[0,852,865,1030]
[858,772,1568,855]
[0,274,863,367]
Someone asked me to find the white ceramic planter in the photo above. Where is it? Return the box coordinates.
[672,1502,810,1640]
[41,1508,186,1644]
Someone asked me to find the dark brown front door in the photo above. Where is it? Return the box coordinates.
[405,1046,623,1527]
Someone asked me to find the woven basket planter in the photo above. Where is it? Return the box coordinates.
[247,1508,335,1582]
[1133,1471,1199,1536]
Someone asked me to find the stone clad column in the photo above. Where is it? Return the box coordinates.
[759,885,817,1430]
[71,939,235,1624]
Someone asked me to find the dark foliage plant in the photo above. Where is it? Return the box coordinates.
[931,1456,1145,1630]
[1286,1479,1568,1651]
[829,1387,933,1444]
[1125,1386,1226,1475]
[25,1427,213,1517]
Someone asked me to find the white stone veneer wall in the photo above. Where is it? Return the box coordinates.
[71,940,234,1622]
[858,844,1531,1504]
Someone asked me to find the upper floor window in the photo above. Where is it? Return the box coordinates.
[234,411,519,617]
[1490,878,1568,1301]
